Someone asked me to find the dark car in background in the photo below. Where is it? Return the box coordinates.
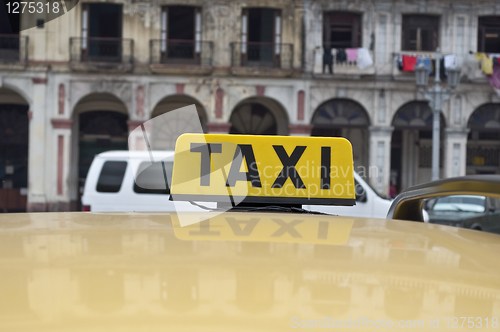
[427,195,500,234]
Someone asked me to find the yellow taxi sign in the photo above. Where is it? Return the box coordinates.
[171,213,354,246]
[170,134,355,205]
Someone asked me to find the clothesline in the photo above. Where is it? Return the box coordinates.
[320,47,374,71]
[395,53,458,74]
[471,51,500,90]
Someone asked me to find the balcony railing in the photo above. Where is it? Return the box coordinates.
[70,37,134,64]
[230,42,293,69]
[150,39,213,66]
[0,34,28,63]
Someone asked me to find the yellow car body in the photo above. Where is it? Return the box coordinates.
[0,211,499,331]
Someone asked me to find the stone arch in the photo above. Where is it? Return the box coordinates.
[146,94,208,150]
[151,94,207,125]
[73,92,129,116]
[229,96,289,136]
[390,101,446,192]
[0,83,32,106]
[309,91,373,126]
[70,93,129,210]
[311,98,370,169]
[466,103,500,174]
[0,87,30,212]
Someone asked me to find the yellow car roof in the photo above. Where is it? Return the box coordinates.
[0,212,500,331]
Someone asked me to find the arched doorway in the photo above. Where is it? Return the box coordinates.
[0,87,29,212]
[149,95,207,150]
[391,101,445,193]
[466,103,500,174]
[71,93,129,209]
[229,97,289,135]
[311,99,370,169]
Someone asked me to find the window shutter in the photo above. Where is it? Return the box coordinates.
[161,6,168,58]
[195,7,202,57]
[241,8,248,65]
[81,4,89,59]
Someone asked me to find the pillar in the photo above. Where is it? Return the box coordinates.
[206,122,232,134]
[27,78,47,212]
[288,124,313,136]
[368,126,394,197]
[443,127,469,178]
[50,119,73,211]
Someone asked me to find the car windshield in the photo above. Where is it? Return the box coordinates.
[432,195,486,213]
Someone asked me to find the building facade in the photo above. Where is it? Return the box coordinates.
[0,0,499,211]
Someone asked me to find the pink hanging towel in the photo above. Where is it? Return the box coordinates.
[346,48,358,62]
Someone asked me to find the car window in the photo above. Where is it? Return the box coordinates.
[96,161,128,193]
[432,195,486,213]
[134,161,173,195]
[486,197,500,211]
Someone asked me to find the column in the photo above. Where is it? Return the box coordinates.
[368,126,394,197]
[206,122,232,134]
[288,124,313,136]
[443,127,469,178]
[27,78,47,212]
[50,119,73,211]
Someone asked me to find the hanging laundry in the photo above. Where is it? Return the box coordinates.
[494,57,500,66]
[483,56,494,75]
[323,46,333,74]
[416,57,432,73]
[402,55,418,71]
[357,48,373,69]
[395,54,403,70]
[346,48,358,62]
[476,53,494,75]
[444,54,457,69]
[489,65,500,89]
[336,49,347,63]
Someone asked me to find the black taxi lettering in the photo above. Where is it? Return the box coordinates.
[190,143,222,186]
[321,147,331,189]
[226,144,262,188]
[190,143,336,190]
[271,145,307,189]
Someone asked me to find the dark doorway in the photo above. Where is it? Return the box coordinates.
[84,3,123,62]
[78,111,128,208]
[323,12,361,48]
[0,104,28,212]
[478,17,500,53]
[0,5,20,62]
[161,6,199,62]
[466,103,500,174]
[244,8,278,66]
[0,2,20,34]
[401,15,439,51]
[168,6,195,40]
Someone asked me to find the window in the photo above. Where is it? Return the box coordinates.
[323,12,362,48]
[240,8,282,65]
[478,17,500,53]
[160,6,202,62]
[133,161,173,195]
[96,161,127,193]
[81,3,123,62]
[402,15,439,51]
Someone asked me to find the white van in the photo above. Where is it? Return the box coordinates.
[82,151,392,217]
[81,151,211,212]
